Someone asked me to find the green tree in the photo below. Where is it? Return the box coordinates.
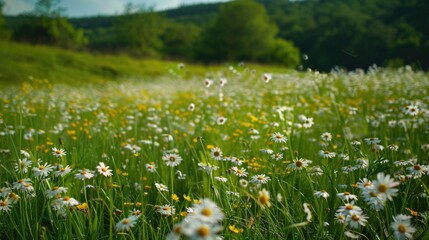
[265,38,300,67]
[12,0,87,49]
[0,0,10,41]
[198,0,277,62]
[162,22,200,60]
[34,0,64,17]
[115,5,166,57]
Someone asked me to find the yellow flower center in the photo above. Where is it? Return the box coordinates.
[398,224,407,233]
[197,226,210,237]
[101,167,107,172]
[201,208,212,217]
[258,194,269,205]
[378,184,387,193]
[53,186,59,190]
[345,205,353,210]
[122,219,130,224]
[1,201,7,206]
[414,165,421,171]
[169,157,176,162]
[351,214,360,221]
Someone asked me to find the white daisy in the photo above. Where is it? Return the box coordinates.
[320,132,332,142]
[314,190,329,199]
[45,186,68,198]
[271,132,287,143]
[0,199,12,212]
[52,147,66,157]
[75,169,95,180]
[231,167,248,177]
[188,103,195,112]
[391,214,417,240]
[372,172,400,201]
[250,174,271,184]
[145,163,157,172]
[337,191,358,202]
[239,179,248,188]
[214,176,227,182]
[210,147,223,160]
[364,137,381,145]
[288,158,312,171]
[346,210,368,229]
[191,198,224,224]
[96,162,113,177]
[162,153,183,167]
[204,78,213,88]
[15,158,32,173]
[54,165,72,177]
[61,196,79,207]
[32,162,55,178]
[157,204,175,216]
[319,150,336,158]
[263,73,272,83]
[155,183,169,192]
[216,116,227,125]
[116,215,139,232]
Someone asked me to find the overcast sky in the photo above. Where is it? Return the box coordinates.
[3,0,230,17]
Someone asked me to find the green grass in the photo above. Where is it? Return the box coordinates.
[0,55,428,239]
[0,41,289,86]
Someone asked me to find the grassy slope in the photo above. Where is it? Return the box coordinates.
[0,41,288,86]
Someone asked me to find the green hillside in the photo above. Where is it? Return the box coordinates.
[0,41,287,86]
[0,41,203,85]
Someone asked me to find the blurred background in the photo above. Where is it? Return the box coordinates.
[0,0,428,74]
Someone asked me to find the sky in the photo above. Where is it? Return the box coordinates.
[3,0,230,17]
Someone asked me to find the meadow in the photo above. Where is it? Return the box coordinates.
[0,63,428,239]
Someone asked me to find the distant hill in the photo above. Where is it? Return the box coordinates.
[67,2,222,31]
[4,0,429,70]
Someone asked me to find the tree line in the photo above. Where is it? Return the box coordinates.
[1,0,428,71]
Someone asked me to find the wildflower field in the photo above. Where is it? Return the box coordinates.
[0,65,429,239]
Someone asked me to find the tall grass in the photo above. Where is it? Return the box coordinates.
[0,64,428,239]
[0,41,288,86]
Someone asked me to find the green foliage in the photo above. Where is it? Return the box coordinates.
[5,0,429,69]
[198,0,277,62]
[9,0,86,49]
[161,22,200,60]
[0,0,10,41]
[269,0,429,70]
[114,9,166,57]
[264,38,300,67]
[34,0,64,17]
